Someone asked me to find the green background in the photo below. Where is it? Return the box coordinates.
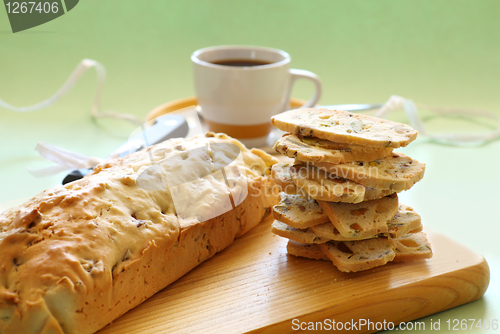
[1,2,500,332]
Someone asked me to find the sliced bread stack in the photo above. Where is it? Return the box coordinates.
[269,108,432,272]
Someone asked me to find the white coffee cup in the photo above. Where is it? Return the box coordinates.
[192,45,322,147]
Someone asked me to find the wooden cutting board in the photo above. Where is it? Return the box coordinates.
[97,215,489,334]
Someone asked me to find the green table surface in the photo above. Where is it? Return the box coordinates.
[1,1,499,333]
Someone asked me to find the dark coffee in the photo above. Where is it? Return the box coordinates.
[211,59,272,67]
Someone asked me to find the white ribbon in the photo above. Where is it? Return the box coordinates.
[0,58,147,177]
[28,142,104,178]
[0,59,142,125]
[375,95,500,145]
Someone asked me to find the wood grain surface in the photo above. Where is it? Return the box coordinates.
[96,214,489,334]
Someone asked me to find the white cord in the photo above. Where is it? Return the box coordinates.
[375,95,500,145]
[27,141,104,178]
[0,59,143,126]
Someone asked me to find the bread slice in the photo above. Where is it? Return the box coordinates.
[287,230,432,265]
[287,240,329,261]
[308,152,425,192]
[309,222,377,241]
[274,218,381,244]
[271,162,307,196]
[387,204,422,238]
[271,108,418,148]
[274,134,393,164]
[316,194,399,239]
[309,202,421,241]
[271,220,329,244]
[272,193,329,229]
[289,164,394,203]
[318,238,396,272]
[393,232,432,262]
[285,231,432,266]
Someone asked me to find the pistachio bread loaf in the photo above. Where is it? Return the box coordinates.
[0,133,279,334]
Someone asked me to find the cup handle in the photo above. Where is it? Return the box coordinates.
[287,69,322,109]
